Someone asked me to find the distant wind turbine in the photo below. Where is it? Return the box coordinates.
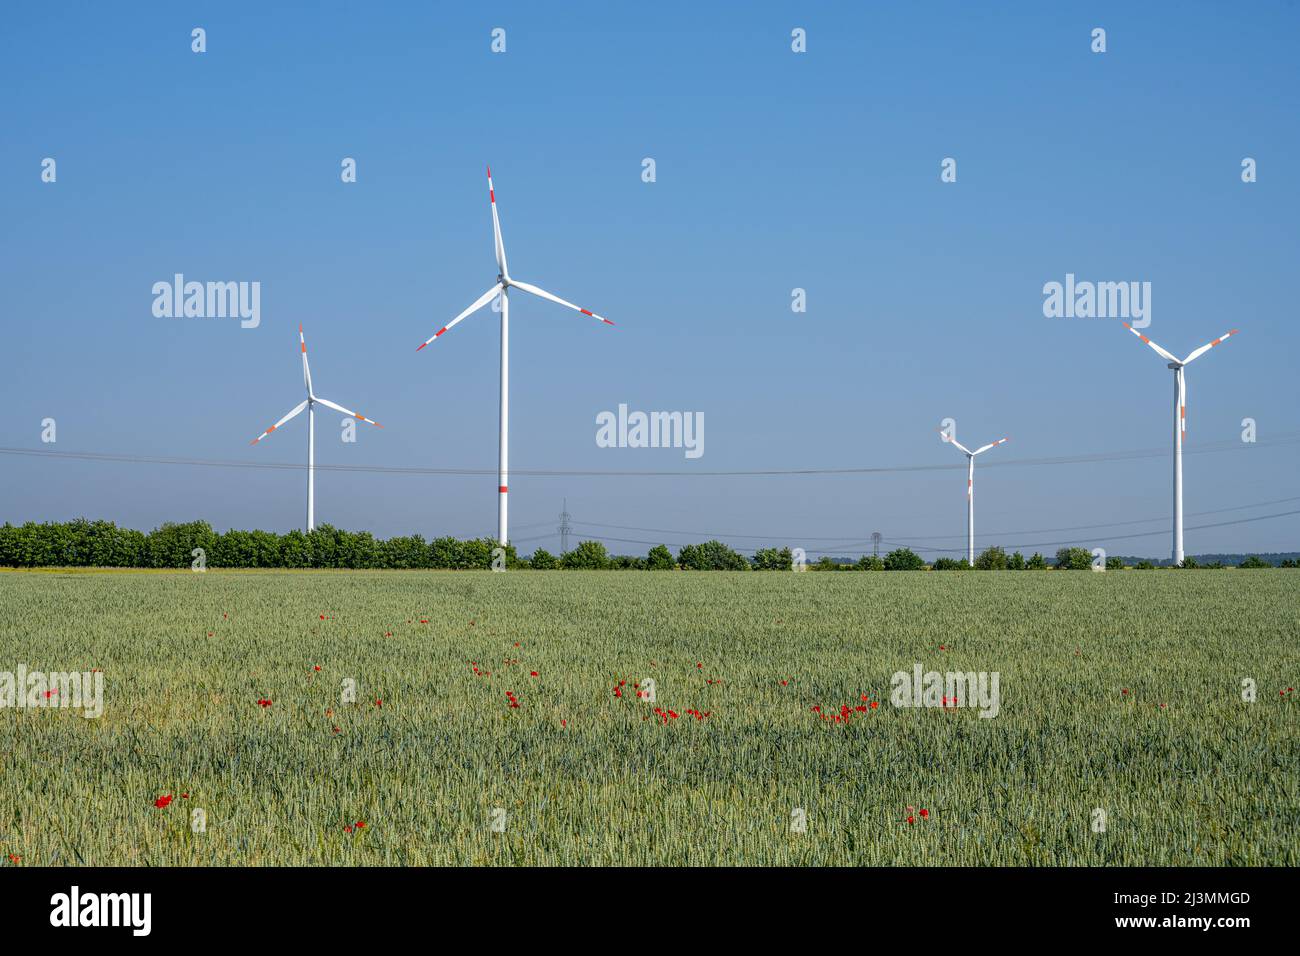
[940,430,1009,565]
[417,166,614,546]
[250,324,382,531]
[1121,322,1240,566]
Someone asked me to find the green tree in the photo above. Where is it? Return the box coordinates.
[677,540,748,570]
[646,544,675,570]
[1055,547,1093,570]
[753,546,793,571]
[1026,552,1048,570]
[883,547,925,571]
[858,554,885,571]
[1105,556,1124,571]
[529,548,558,570]
[1238,555,1271,569]
[561,540,611,569]
[145,520,217,569]
[382,534,430,569]
[1008,550,1026,570]
[974,546,1008,570]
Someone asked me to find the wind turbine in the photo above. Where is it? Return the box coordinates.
[1121,322,1240,566]
[417,166,614,546]
[250,324,382,531]
[940,430,1009,565]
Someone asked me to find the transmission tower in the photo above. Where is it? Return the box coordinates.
[558,498,573,554]
[872,531,882,558]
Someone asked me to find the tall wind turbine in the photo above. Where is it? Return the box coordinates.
[250,324,382,531]
[1121,322,1240,566]
[940,431,1009,565]
[417,167,614,546]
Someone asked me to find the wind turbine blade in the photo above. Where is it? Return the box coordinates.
[1178,367,1187,441]
[510,279,614,326]
[315,396,382,428]
[250,400,308,444]
[938,430,972,455]
[417,283,503,349]
[972,437,1010,456]
[1182,328,1240,365]
[1122,322,1179,364]
[487,165,508,277]
[299,324,314,395]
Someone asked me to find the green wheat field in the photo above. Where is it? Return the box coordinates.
[0,568,1296,866]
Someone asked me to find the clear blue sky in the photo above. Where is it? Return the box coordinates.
[3,1,1297,559]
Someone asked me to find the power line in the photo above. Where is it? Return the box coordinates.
[564,494,1300,543]
[548,508,1300,557]
[0,431,1295,479]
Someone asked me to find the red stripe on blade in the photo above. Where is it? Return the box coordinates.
[498,486,508,493]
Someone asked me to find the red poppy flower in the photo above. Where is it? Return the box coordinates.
[320,615,326,620]
[257,698,272,708]
[181,792,190,799]
[530,671,538,677]
[6,855,18,864]
[919,808,929,818]
[313,665,321,672]
[355,821,366,829]
[154,795,173,809]
[906,815,915,825]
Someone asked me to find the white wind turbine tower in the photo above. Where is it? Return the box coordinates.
[1121,322,1240,566]
[940,430,1009,565]
[418,166,614,546]
[250,324,382,531]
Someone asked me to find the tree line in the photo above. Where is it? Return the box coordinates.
[0,520,1289,570]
